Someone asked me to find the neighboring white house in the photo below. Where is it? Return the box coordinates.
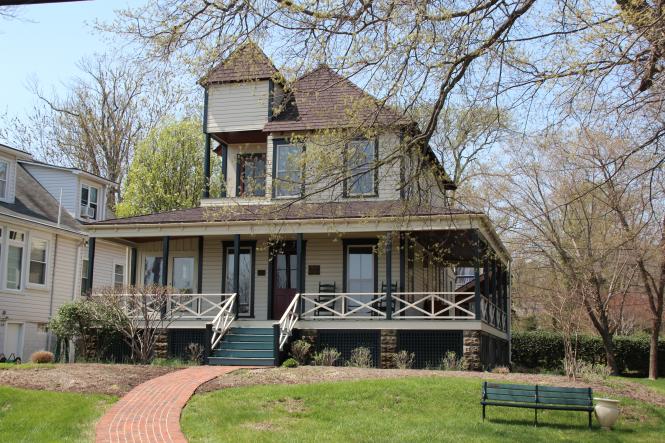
[0,144,127,361]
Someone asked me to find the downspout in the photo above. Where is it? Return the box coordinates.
[46,233,59,352]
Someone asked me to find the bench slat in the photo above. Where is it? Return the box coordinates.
[485,383,535,391]
[539,397,592,407]
[538,385,591,394]
[484,393,538,403]
[486,388,537,397]
[482,401,593,412]
[535,391,591,400]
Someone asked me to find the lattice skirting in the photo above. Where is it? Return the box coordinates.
[480,333,509,369]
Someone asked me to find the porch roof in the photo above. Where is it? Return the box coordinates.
[89,200,478,226]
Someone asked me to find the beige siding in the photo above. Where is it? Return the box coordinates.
[22,164,79,215]
[207,82,270,132]
[91,240,129,289]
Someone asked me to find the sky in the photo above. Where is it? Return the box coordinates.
[0,0,145,125]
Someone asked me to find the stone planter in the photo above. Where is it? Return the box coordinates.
[594,398,620,430]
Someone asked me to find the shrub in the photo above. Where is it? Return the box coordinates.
[577,361,612,383]
[312,347,341,366]
[491,366,510,374]
[393,350,415,369]
[441,351,465,371]
[30,351,54,364]
[282,358,299,368]
[289,339,312,365]
[347,347,373,368]
[512,331,665,376]
[185,343,203,364]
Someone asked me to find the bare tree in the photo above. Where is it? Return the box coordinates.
[6,54,187,208]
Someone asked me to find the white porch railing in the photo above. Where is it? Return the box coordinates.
[211,293,237,349]
[168,293,236,319]
[278,293,300,350]
[301,292,387,319]
[392,292,476,319]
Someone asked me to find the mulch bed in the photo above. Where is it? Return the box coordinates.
[0,363,180,396]
[197,366,665,408]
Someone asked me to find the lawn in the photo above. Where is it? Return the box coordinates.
[182,377,665,443]
[0,363,55,370]
[0,386,116,442]
[632,378,665,395]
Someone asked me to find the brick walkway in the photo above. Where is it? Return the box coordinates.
[96,366,239,443]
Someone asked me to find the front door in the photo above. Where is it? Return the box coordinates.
[272,243,298,319]
[225,246,254,317]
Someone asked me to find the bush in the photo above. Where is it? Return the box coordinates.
[289,339,312,365]
[282,358,299,368]
[512,331,665,376]
[30,351,54,364]
[347,347,373,368]
[185,343,203,364]
[577,361,612,383]
[441,351,466,371]
[393,350,415,369]
[312,347,341,366]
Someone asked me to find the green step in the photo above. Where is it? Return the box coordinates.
[225,333,273,343]
[229,327,275,335]
[209,356,274,366]
[220,340,273,350]
[214,349,274,358]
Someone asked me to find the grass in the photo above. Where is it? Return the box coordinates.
[0,362,55,370]
[0,386,116,442]
[618,377,665,395]
[182,377,665,443]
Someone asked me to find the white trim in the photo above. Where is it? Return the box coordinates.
[112,260,126,289]
[26,233,50,290]
[5,228,26,292]
[0,158,9,202]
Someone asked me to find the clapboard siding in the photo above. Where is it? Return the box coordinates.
[91,241,129,289]
[22,165,79,217]
[207,82,270,132]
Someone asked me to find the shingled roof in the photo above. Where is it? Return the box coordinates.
[200,42,278,85]
[89,200,478,226]
[264,65,410,131]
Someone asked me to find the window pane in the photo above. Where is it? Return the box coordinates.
[114,264,124,288]
[0,161,7,180]
[7,245,23,290]
[29,239,48,285]
[348,141,375,195]
[225,248,252,314]
[275,145,302,197]
[81,186,89,205]
[173,257,194,293]
[90,187,98,203]
[144,256,163,285]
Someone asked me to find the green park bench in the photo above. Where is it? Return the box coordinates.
[481,381,593,428]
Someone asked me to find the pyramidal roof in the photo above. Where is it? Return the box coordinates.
[264,65,410,131]
[201,42,278,85]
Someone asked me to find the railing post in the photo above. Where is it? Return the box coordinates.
[130,247,137,286]
[204,323,212,364]
[296,233,304,316]
[385,232,392,320]
[273,323,280,366]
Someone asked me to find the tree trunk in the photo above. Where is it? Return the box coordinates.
[650,317,661,380]
[600,330,620,375]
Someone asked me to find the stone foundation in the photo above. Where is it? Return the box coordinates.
[154,329,168,359]
[463,330,481,371]
[380,329,397,368]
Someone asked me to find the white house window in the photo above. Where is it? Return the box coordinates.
[144,256,163,285]
[7,230,25,290]
[172,257,195,293]
[347,140,376,196]
[274,143,302,197]
[80,184,99,219]
[113,263,125,289]
[0,160,8,199]
[81,258,89,295]
[29,238,48,286]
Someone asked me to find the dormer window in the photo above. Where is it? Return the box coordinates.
[345,139,378,197]
[0,160,8,200]
[80,184,99,220]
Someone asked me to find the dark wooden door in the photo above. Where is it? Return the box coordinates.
[272,244,298,319]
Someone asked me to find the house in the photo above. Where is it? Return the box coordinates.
[85,43,511,369]
[0,143,126,361]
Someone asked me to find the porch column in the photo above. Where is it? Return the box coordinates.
[130,247,137,286]
[161,236,170,286]
[86,238,95,295]
[220,143,228,198]
[197,236,204,294]
[399,232,406,293]
[385,232,393,320]
[296,233,304,315]
[473,231,481,320]
[203,133,211,198]
[233,234,240,315]
[491,258,498,306]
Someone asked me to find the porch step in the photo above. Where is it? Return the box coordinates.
[208,356,274,366]
[209,326,276,367]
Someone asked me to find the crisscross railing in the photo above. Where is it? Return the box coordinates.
[168,293,236,318]
[481,296,507,331]
[392,292,475,319]
[278,293,300,350]
[210,293,237,349]
[300,292,387,319]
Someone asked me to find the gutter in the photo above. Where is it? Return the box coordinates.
[0,211,86,238]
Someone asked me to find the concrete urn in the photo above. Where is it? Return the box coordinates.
[594,398,620,430]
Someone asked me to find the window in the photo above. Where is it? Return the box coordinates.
[172,257,194,293]
[274,144,303,197]
[113,263,125,289]
[81,258,89,295]
[224,247,253,316]
[29,238,48,286]
[0,160,8,199]
[346,140,376,196]
[80,184,99,219]
[7,230,24,290]
[237,154,266,197]
[144,256,163,285]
